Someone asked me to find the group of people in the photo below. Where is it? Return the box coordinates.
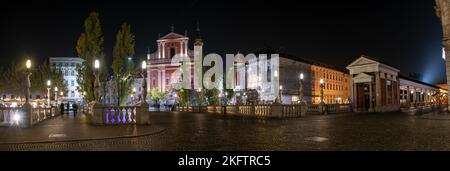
[59,103,79,116]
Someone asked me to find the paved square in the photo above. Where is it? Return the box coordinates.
[1,112,450,151]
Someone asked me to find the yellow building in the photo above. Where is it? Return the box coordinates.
[311,64,351,104]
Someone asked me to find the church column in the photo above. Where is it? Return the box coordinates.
[157,70,161,91]
[162,42,166,58]
[180,41,184,56]
[147,67,151,91]
[158,42,161,59]
[162,70,166,92]
[185,40,188,56]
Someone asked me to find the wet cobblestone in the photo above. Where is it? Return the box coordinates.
[2,112,450,151]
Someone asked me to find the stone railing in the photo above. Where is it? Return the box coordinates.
[176,103,352,118]
[0,107,21,126]
[1,107,57,127]
[87,102,150,125]
[176,104,307,118]
[31,107,57,125]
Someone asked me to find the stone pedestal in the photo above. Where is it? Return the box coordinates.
[271,103,282,118]
[319,102,327,115]
[136,102,150,125]
[300,103,307,117]
[20,103,32,128]
[90,102,104,125]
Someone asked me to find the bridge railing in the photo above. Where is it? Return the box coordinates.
[87,102,150,125]
[175,103,352,118]
[1,107,57,127]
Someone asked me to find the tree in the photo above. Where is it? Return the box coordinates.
[176,88,189,107]
[0,61,66,100]
[75,11,106,103]
[112,23,136,105]
[31,61,67,96]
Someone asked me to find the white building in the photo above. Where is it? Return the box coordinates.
[49,57,84,103]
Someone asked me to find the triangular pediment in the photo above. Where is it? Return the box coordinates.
[353,73,373,83]
[159,32,187,40]
[354,73,372,79]
[347,56,379,69]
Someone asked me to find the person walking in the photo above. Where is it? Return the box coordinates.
[59,103,64,115]
[72,103,78,116]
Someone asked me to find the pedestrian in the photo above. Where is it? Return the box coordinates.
[60,103,64,115]
[72,103,78,116]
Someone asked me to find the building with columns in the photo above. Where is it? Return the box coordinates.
[347,55,447,113]
[436,0,450,110]
[146,27,203,97]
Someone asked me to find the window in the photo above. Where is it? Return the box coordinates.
[170,48,176,58]
[166,79,170,85]
[387,80,393,104]
[71,91,75,97]
[71,80,75,86]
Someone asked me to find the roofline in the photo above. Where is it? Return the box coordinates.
[255,48,349,74]
[399,75,441,89]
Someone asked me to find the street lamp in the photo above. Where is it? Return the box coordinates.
[141,60,148,104]
[47,80,51,107]
[54,86,58,105]
[93,59,100,102]
[25,59,32,104]
[299,73,304,104]
[320,79,325,104]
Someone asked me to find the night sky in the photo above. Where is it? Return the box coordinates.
[0,0,445,84]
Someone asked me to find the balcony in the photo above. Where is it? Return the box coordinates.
[149,58,172,65]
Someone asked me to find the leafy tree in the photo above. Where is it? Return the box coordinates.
[0,61,66,100]
[112,23,136,105]
[176,88,189,107]
[75,11,106,103]
[205,88,220,105]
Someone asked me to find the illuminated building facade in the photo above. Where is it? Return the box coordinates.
[146,27,202,96]
[49,57,84,103]
[249,49,350,105]
[347,55,448,112]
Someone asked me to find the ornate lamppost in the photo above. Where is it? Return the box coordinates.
[141,61,148,104]
[319,78,326,114]
[47,80,51,107]
[54,86,58,105]
[299,73,304,104]
[21,59,32,128]
[93,59,101,103]
[25,59,32,104]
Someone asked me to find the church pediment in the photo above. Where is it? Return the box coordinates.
[159,32,187,40]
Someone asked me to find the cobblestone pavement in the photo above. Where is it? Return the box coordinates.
[2,112,450,151]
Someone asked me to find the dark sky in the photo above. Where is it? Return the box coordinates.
[0,0,445,84]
